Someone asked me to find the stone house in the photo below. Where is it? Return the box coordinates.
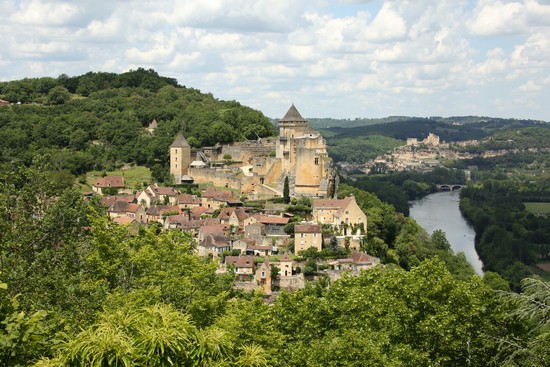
[279,253,293,277]
[145,205,180,224]
[108,201,146,223]
[218,207,249,228]
[294,223,323,255]
[137,184,180,208]
[244,215,289,236]
[177,194,202,210]
[92,176,125,195]
[225,256,255,281]
[244,222,265,241]
[255,260,272,295]
[329,251,380,271]
[246,245,273,257]
[198,235,231,257]
[312,195,367,236]
[232,238,255,255]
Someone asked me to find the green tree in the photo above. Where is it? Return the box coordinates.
[46,86,70,105]
[283,176,290,204]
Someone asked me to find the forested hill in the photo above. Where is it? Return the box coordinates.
[320,116,548,143]
[0,68,275,180]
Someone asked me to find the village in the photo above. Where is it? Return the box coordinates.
[89,105,379,295]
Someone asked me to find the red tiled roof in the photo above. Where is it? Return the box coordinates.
[191,206,209,218]
[154,186,179,196]
[225,256,254,269]
[294,224,322,233]
[201,234,230,248]
[312,197,354,210]
[94,176,125,188]
[113,217,136,225]
[218,207,249,222]
[199,224,226,237]
[178,194,201,205]
[146,205,180,216]
[258,216,289,225]
[202,187,236,200]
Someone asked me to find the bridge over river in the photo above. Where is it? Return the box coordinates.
[436,184,464,191]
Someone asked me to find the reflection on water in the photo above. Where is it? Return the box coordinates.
[409,190,484,275]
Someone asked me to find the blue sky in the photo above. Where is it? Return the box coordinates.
[0,0,549,121]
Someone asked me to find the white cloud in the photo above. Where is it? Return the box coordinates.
[364,3,407,42]
[518,80,542,92]
[0,0,549,120]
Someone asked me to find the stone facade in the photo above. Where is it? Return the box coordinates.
[170,105,335,199]
[170,134,191,183]
[294,223,323,255]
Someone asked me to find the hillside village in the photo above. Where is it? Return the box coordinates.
[91,105,378,294]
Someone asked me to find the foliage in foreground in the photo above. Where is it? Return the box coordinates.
[1,163,549,366]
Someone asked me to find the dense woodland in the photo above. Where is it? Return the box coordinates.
[1,70,550,365]
[0,69,275,183]
[1,161,550,366]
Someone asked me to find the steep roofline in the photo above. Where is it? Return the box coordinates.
[279,104,307,123]
[171,133,189,148]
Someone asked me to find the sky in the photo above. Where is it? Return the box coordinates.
[1,0,549,121]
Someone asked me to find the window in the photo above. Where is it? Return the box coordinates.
[315,157,319,165]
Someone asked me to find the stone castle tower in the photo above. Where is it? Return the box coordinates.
[170,133,191,183]
[276,104,333,196]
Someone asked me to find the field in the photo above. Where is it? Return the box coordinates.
[523,202,550,217]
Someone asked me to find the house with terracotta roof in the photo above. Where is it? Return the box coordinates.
[107,200,146,223]
[137,184,180,207]
[177,194,202,210]
[244,214,289,236]
[92,176,125,195]
[198,235,231,257]
[113,216,140,234]
[294,223,323,255]
[246,244,273,257]
[312,195,367,236]
[145,205,180,224]
[0,99,9,106]
[201,187,242,209]
[225,256,255,281]
[218,207,249,228]
[197,223,228,242]
[328,251,380,272]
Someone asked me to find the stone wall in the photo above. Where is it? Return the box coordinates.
[277,274,305,290]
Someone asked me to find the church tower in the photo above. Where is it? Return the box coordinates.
[170,133,191,183]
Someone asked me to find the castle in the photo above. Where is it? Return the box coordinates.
[170,104,336,199]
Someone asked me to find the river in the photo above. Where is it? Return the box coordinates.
[409,190,484,275]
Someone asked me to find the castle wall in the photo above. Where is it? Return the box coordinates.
[188,167,243,192]
[222,142,275,164]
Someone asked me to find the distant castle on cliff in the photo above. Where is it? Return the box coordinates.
[169,104,336,199]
